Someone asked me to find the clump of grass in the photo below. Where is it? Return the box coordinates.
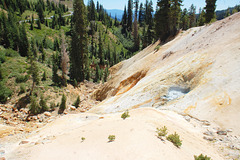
[154,45,161,51]
[121,110,130,120]
[194,154,211,160]
[166,132,182,148]
[108,135,116,142]
[156,126,168,137]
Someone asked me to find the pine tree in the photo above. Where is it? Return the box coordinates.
[189,4,196,28]
[122,5,127,33]
[29,59,40,95]
[60,31,69,87]
[181,8,190,30]
[30,14,34,30]
[127,0,133,31]
[133,0,139,51]
[170,0,182,35]
[19,24,29,57]
[59,93,67,114]
[94,64,100,82]
[37,4,45,24]
[73,96,81,108]
[204,0,217,23]
[138,3,144,26]
[155,0,171,41]
[98,32,104,65]
[37,19,41,29]
[52,52,59,85]
[197,8,205,26]
[70,0,88,82]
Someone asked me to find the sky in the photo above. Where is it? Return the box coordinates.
[83,0,240,12]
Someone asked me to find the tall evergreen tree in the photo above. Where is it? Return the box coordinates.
[37,4,45,24]
[170,0,182,35]
[138,3,144,26]
[204,0,217,23]
[181,8,190,30]
[19,24,29,57]
[98,32,104,65]
[155,0,171,41]
[133,0,140,51]
[70,0,88,82]
[29,58,40,95]
[127,0,133,31]
[122,5,127,33]
[189,4,196,28]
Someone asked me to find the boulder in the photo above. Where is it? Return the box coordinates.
[217,131,227,136]
[69,106,76,111]
[44,112,51,117]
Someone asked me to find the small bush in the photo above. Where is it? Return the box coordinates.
[42,71,47,81]
[0,82,12,103]
[121,110,130,120]
[39,95,49,112]
[73,79,78,88]
[29,96,41,115]
[0,54,6,64]
[156,126,168,137]
[5,49,19,57]
[154,45,161,51]
[19,84,26,95]
[15,74,29,83]
[81,137,86,141]
[167,132,182,148]
[58,93,67,114]
[194,154,211,160]
[73,96,81,108]
[50,102,56,111]
[108,135,116,142]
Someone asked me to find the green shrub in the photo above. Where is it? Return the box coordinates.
[81,137,86,141]
[194,154,211,160]
[154,45,161,51]
[156,126,168,137]
[29,96,41,115]
[73,96,81,108]
[19,84,26,94]
[39,95,49,112]
[167,132,182,148]
[50,102,56,111]
[0,81,12,103]
[121,110,130,120]
[15,74,29,83]
[58,93,67,114]
[108,135,116,142]
[42,71,47,81]
[73,79,78,88]
[0,54,6,64]
[5,49,19,57]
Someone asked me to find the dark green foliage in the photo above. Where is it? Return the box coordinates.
[39,95,49,112]
[194,154,211,160]
[73,79,78,88]
[42,71,47,81]
[98,32,104,65]
[19,24,29,57]
[189,4,196,28]
[5,49,19,57]
[29,59,40,95]
[127,0,133,31]
[73,96,81,108]
[205,0,217,23]
[19,84,26,95]
[37,20,41,29]
[0,53,6,64]
[37,3,45,24]
[29,95,41,115]
[59,93,67,114]
[166,132,182,148]
[94,64,100,82]
[70,0,88,82]
[0,81,12,103]
[52,53,60,85]
[87,0,96,21]
[15,74,29,83]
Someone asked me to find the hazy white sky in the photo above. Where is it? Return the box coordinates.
[83,0,240,12]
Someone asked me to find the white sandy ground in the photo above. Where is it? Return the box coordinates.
[92,12,240,136]
[6,108,224,160]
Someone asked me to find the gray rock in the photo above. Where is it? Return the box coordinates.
[217,131,227,135]
[203,131,214,136]
[203,136,214,141]
[19,141,29,145]
[184,116,191,122]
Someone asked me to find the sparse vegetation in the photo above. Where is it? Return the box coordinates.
[121,110,130,120]
[194,154,211,160]
[108,135,116,142]
[58,94,67,114]
[29,95,41,115]
[19,84,26,95]
[167,132,182,148]
[154,45,161,51]
[81,137,86,142]
[73,96,81,108]
[156,126,168,137]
